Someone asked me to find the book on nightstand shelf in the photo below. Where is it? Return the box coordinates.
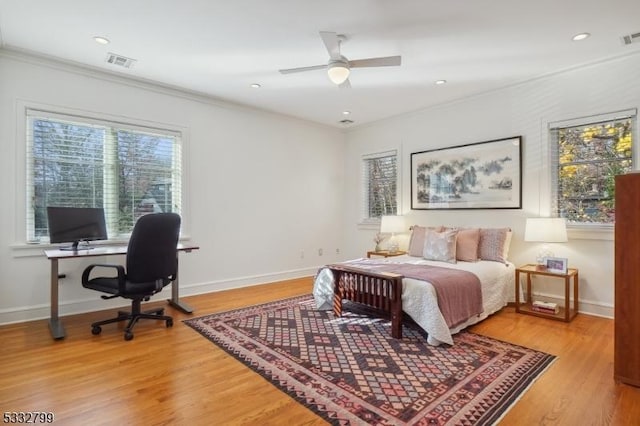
[531,300,559,314]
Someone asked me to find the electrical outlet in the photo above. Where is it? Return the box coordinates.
[336,248,340,255]
[318,248,323,256]
[300,250,304,259]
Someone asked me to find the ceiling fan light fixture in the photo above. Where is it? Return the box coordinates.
[327,61,350,85]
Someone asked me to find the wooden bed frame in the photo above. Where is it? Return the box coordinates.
[328,264,405,339]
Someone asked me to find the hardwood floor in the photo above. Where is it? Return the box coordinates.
[1,277,638,425]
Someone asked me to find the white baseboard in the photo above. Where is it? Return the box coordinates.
[1,269,613,326]
[0,267,319,326]
[180,267,318,295]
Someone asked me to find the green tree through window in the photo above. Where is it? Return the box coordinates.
[27,112,182,242]
[553,116,633,224]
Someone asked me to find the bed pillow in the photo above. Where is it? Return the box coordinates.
[408,225,444,257]
[503,229,513,260]
[456,228,480,262]
[479,228,512,263]
[408,225,427,256]
[423,229,458,263]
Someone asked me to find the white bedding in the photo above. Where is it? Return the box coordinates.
[313,255,514,346]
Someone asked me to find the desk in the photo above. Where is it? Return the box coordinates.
[44,243,199,340]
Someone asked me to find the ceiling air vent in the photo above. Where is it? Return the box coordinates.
[105,52,136,68]
[622,32,640,45]
[339,119,354,125]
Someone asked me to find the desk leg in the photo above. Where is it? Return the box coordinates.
[49,259,65,339]
[167,252,194,314]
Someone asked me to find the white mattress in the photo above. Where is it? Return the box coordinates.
[313,255,515,346]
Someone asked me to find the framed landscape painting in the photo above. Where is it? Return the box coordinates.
[411,136,522,210]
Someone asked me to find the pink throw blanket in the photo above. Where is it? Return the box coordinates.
[344,260,483,328]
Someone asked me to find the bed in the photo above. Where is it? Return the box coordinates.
[312,226,515,346]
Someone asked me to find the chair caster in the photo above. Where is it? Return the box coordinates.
[91,326,102,335]
[157,309,165,316]
[124,331,134,341]
[166,318,173,327]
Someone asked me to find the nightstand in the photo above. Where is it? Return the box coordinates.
[515,264,579,322]
[367,250,407,258]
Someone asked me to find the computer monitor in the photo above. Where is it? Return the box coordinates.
[46,207,108,251]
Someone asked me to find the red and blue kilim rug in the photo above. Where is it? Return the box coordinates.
[185,295,555,425]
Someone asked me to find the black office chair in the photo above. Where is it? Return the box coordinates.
[82,212,181,341]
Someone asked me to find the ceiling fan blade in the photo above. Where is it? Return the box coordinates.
[349,56,402,68]
[339,79,351,89]
[279,64,327,74]
[319,31,342,60]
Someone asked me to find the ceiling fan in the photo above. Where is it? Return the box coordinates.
[278,31,402,88]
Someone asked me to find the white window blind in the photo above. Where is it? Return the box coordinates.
[549,109,635,225]
[26,109,182,242]
[362,150,398,220]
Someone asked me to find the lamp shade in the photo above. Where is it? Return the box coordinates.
[524,218,568,243]
[327,61,350,85]
[380,215,406,234]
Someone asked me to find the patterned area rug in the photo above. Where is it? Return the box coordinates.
[185,295,555,425]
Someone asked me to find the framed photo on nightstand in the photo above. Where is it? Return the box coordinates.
[545,257,568,274]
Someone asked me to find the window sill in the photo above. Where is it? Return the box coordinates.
[567,225,613,241]
[357,218,381,231]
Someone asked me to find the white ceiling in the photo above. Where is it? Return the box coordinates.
[1,0,639,128]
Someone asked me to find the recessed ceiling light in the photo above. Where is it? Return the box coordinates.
[342,110,351,115]
[250,83,261,88]
[572,33,591,41]
[435,80,447,85]
[93,36,110,45]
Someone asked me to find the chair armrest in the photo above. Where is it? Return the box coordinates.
[82,264,126,288]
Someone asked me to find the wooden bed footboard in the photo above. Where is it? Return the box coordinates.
[327,264,404,338]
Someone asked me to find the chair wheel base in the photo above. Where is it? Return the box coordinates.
[89,302,173,340]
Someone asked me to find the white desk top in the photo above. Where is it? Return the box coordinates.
[44,242,199,260]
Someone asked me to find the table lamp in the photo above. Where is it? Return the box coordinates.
[524,217,568,265]
[380,215,405,253]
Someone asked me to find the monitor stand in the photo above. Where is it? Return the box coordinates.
[58,241,94,251]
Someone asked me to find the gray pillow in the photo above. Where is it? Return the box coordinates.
[423,229,458,263]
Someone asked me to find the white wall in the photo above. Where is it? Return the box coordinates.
[0,50,346,324]
[2,49,638,325]
[342,52,640,318]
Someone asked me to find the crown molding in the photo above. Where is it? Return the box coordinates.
[0,46,338,132]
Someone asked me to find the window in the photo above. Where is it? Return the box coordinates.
[26,109,182,242]
[362,150,398,221]
[550,110,635,225]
